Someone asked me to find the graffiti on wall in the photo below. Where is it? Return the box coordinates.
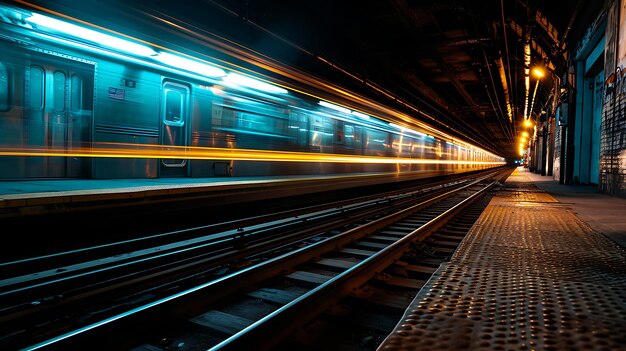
[603,0,620,104]
[604,66,623,103]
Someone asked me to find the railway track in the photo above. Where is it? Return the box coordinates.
[0,167,512,350]
[273,194,493,350]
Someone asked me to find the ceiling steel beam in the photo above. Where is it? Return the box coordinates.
[390,0,502,154]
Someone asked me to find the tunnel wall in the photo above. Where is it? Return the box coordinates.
[559,0,626,197]
[601,0,626,197]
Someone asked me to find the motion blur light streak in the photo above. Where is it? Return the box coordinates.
[0,144,505,165]
[155,52,226,78]
[26,11,157,57]
[140,4,492,153]
[319,101,352,114]
[9,2,499,158]
[0,1,505,184]
[350,111,370,119]
[223,72,288,94]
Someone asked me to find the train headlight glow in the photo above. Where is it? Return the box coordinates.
[26,13,157,57]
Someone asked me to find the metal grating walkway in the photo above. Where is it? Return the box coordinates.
[377,172,626,351]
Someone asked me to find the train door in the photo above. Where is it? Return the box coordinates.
[0,51,22,178]
[159,81,190,177]
[26,54,93,178]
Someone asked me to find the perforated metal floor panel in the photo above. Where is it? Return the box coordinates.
[378,175,626,351]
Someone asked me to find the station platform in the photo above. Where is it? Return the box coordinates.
[378,167,626,351]
[0,170,451,217]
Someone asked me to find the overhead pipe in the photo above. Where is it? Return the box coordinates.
[528,75,541,119]
[523,27,531,120]
[495,57,513,122]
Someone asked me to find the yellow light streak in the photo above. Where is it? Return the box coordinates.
[0,143,506,165]
[12,1,504,161]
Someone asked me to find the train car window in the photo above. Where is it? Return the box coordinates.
[364,129,387,154]
[161,82,189,168]
[29,65,44,110]
[237,112,272,132]
[53,71,66,112]
[345,125,354,137]
[353,125,364,153]
[334,120,344,144]
[435,140,443,158]
[0,62,9,111]
[70,74,82,112]
[164,88,184,126]
[309,115,333,151]
[413,137,425,158]
[211,104,223,126]
[288,111,308,147]
[344,124,354,148]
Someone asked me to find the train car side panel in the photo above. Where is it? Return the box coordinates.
[92,60,161,178]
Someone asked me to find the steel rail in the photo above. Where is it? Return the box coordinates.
[208,177,501,350]
[1,176,460,302]
[20,170,504,351]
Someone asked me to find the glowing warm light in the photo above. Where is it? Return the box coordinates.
[521,137,526,143]
[388,123,429,137]
[522,131,529,137]
[155,52,226,78]
[532,67,545,78]
[388,123,406,131]
[0,143,506,165]
[223,73,288,94]
[27,13,157,57]
[524,119,533,127]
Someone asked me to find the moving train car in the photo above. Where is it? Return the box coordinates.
[0,2,504,179]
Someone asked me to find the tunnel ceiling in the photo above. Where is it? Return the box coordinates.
[26,0,586,158]
[189,0,585,159]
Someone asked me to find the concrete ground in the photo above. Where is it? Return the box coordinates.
[513,167,626,248]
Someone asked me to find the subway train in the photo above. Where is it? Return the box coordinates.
[0,2,504,179]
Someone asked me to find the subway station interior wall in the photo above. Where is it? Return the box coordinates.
[601,0,626,197]
[553,117,562,183]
